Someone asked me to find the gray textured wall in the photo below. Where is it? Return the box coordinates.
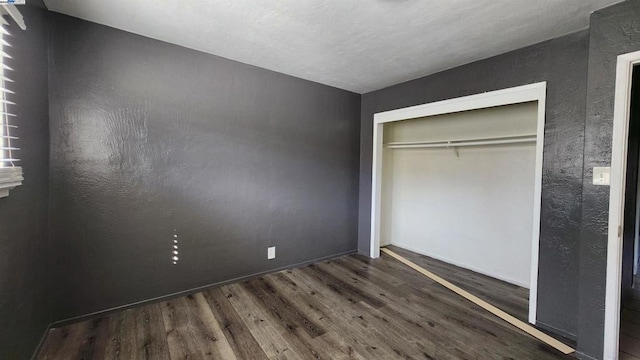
[358,31,589,339]
[0,3,51,359]
[578,1,640,358]
[47,13,361,321]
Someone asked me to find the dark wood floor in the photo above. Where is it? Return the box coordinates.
[620,275,640,360]
[37,246,573,359]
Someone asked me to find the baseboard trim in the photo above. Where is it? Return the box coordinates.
[50,249,357,328]
[30,323,52,360]
[390,241,530,288]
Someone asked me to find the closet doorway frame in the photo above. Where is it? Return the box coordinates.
[369,82,547,325]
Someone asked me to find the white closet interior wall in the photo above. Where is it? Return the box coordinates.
[380,102,538,288]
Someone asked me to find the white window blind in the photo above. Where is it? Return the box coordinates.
[0,11,22,198]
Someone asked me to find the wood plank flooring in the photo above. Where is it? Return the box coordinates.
[37,247,573,359]
[620,275,640,360]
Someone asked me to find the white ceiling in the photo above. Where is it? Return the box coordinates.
[44,0,622,93]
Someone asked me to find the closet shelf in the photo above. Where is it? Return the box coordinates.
[384,133,537,149]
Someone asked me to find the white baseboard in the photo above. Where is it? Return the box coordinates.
[389,241,530,289]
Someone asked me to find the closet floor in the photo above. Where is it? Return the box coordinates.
[620,276,640,360]
[37,246,573,359]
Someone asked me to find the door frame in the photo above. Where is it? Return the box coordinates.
[369,82,547,324]
[604,50,640,360]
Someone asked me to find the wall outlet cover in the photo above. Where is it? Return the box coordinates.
[267,246,276,260]
[593,167,611,186]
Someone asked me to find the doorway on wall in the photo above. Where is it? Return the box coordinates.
[605,50,640,360]
[370,83,547,325]
[617,64,640,360]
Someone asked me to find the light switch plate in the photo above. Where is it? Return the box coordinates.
[267,246,276,260]
[593,167,611,186]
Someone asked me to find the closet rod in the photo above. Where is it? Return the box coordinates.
[385,135,536,149]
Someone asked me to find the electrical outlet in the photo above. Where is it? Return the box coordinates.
[267,246,276,260]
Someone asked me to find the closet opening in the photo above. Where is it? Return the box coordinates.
[370,83,547,324]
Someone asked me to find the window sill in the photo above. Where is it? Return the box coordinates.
[0,167,23,198]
